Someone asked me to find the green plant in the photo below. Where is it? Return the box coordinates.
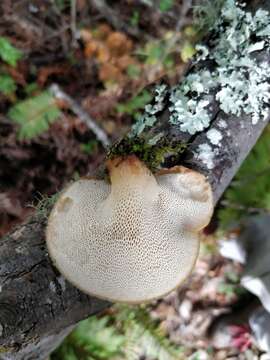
[0,74,16,95]
[116,90,153,116]
[127,64,141,79]
[217,271,246,299]
[180,42,196,63]
[218,126,270,229]
[35,193,60,218]
[140,42,164,66]
[218,282,246,299]
[130,10,140,27]
[51,316,125,360]
[159,0,174,12]
[118,305,183,360]
[24,82,39,96]
[180,26,200,62]
[52,305,182,360]
[8,90,61,139]
[80,140,98,155]
[0,37,22,66]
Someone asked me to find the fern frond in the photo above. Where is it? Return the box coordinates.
[117,305,183,360]
[8,91,61,140]
[51,316,125,360]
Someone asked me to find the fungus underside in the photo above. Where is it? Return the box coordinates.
[46,156,213,303]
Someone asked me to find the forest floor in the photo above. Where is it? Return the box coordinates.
[0,1,266,359]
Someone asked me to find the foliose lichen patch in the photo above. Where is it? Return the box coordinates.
[206,128,223,146]
[195,143,217,170]
[130,84,168,137]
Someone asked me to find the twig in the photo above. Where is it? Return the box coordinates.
[88,0,140,38]
[3,14,44,40]
[70,0,78,48]
[134,0,192,27]
[49,84,111,148]
[175,0,193,32]
[157,0,192,69]
[50,0,69,54]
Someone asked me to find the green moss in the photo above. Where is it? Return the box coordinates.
[108,136,186,170]
[35,193,60,218]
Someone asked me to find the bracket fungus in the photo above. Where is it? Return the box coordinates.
[46,155,213,303]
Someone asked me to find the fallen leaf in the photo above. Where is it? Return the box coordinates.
[106,31,133,56]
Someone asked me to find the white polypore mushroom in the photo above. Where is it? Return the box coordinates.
[46,155,213,303]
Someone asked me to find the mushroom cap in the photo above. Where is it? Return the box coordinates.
[46,156,213,303]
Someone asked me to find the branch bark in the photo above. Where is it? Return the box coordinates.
[1,1,270,359]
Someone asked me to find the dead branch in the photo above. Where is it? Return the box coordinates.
[49,84,111,148]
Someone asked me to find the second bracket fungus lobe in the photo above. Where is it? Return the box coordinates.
[47,156,213,303]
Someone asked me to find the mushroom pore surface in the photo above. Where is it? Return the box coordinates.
[46,156,213,303]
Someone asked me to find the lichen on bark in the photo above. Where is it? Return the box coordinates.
[127,0,270,154]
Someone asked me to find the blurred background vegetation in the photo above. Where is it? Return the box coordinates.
[1,0,270,359]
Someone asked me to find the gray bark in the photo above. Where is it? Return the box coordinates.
[1,0,270,358]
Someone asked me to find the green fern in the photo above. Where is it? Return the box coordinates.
[52,305,182,360]
[51,316,125,360]
[159,0,174,12]
[0,74,16,95]
[0,36,22,66]
[8,91,61,139]
[218,126,270,229]
[115,305,182,360]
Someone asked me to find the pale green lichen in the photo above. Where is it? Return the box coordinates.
[131,114,157,137]
[206,128,222,146]
[195,143,216,169]
[130,84,168,136]
[169,92,211,134]
[195,44,209,60]
[170,0,270,132]
[131,0,270,140]
[147,132,164,145]
[218,119,227,129]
